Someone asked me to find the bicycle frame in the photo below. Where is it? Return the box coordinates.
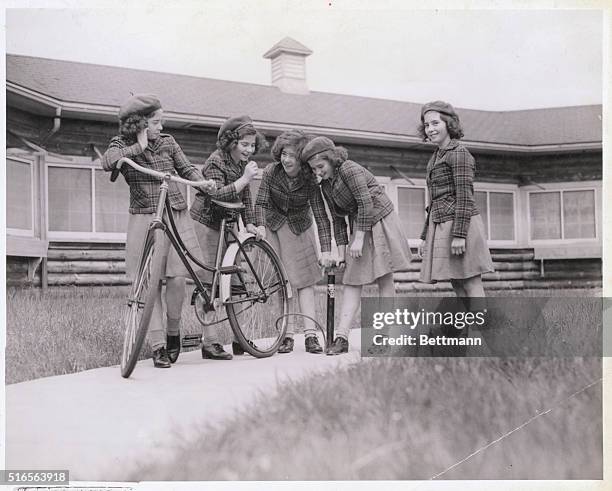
[161,197,273,314]
[117,157,278,318]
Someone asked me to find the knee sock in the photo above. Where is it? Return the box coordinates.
[167,316,181,336]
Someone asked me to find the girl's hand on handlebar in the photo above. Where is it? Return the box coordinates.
[243,161,258,182]
[137,128,148,152]
[198,179,216,193]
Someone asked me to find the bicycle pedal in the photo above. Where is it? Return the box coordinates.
[182,334,202,348]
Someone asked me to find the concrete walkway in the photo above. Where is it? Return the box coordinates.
[6,330,362,482]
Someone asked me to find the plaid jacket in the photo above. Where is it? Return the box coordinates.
[101,134,202,214]
[190,149,256,230]
[320,160,393,246]
[420,139,479,240]
[254,162,332,252]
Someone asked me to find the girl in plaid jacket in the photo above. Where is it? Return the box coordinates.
[417,101,494,296]
[301,136,412,355]
[102,94,218,368]
[254,130,334,355]
[190,115,267,358]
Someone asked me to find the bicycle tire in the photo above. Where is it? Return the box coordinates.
[120,227,165,378]
[225,237,289,357]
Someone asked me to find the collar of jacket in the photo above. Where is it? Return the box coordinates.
[436,138,460,157]
[146,133,171,152]
[330,161,345,184]
[427,139,460,176]
[216,150,245,171]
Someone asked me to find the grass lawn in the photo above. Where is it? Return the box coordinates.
[6,284,353,384]
[6,285,603,480]
[5,286,601,384]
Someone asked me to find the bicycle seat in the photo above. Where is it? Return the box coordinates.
[211,199,245,211]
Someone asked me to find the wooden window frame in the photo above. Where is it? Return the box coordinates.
[473,185,518,246]
[46,158,127,241]
[527,184,599,245]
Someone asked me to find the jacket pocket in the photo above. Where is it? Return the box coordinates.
[440,195,456,213]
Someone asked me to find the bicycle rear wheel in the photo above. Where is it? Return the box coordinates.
[120,227,165,378]
[226,237,288,357]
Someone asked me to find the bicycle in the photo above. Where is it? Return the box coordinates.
[112,157,290,378]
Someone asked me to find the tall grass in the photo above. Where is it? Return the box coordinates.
[130,356,601,480]
[6,286,210,384]
[6,286,600,384]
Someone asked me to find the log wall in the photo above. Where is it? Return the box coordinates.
[7,108,602,182]
[8,243,601,291]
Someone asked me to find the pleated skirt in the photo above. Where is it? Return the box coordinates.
[419,214,494,283]
[266,222,322,290]
[343,212,412,286]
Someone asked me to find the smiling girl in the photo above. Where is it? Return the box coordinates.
[190,115,268,358]
[101,94,216,368]
[417,101,494,296]
[254,130,333,354]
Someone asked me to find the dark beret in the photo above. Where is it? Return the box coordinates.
[118,94,162,120]
[421,100,458,119]
[218,115,255,139]
[300,136,336,163]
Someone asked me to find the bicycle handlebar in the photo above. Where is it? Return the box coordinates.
[110,157,215,190]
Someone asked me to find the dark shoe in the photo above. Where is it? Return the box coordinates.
[166,332,180,364]
[232,340,258,356]
[152,347,172,368]
[201,343,233,360]
[277,337,294,354]
[326,337,349,356]
[305,336,323,354]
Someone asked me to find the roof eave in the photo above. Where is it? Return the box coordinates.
[7,82,602,154]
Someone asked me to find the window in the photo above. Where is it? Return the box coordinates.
[529,190,596,241]
[475,191,515,241]
[563,190,596,239]
[397,187,426,239]
[48,167,92,232]
[95,169,129,233]
[47,162,130,239]
[7,157,34,234]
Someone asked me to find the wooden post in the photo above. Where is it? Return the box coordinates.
[37,152,49,293]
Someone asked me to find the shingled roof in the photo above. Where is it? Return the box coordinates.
[6,54,602,148]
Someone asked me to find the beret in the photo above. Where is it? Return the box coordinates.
[218,115,255,139]
[301,136,335,163]
[421,100,458,119]
[118,94,162,120]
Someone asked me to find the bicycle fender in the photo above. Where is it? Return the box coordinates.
[220,235,293,302]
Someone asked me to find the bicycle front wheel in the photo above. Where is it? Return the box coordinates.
[226,238,288,357]
[120,227,165,378]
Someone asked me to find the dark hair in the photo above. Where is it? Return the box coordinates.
[417,112,464,142]
[118,113,149,144]
[217,126,268,154]
[311,146,349,168]
[271,129,310,161]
